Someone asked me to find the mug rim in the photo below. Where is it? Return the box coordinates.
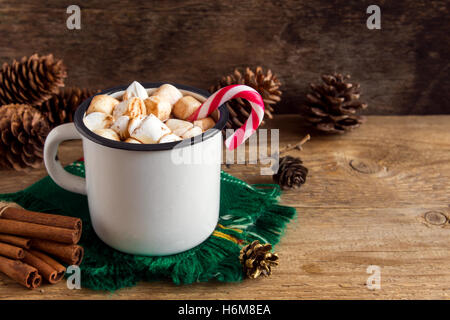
[74,82,229,151]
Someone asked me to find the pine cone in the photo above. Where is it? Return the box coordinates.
[305,73,368,133]
[210,66,281,129]
[0,104,50,170]
[38,87,99,127]
[273,156,308,190]
[239,240,279,279]
[0,54,67,107]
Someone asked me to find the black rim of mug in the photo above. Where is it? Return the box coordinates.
[74,82,229,151]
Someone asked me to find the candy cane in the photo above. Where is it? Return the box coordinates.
[188,85,265,150]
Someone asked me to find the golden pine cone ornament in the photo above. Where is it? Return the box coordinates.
[210,66,281,129]
[239,240,279,279]
[305,73,368,133]
[38,87,99,127]
[0,54,67,107]
[0,104,50,170]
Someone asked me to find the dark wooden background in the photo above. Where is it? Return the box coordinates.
[0,0,448,114]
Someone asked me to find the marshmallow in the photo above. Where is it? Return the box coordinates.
[122,81,149,101]
[124,138,142,144]
[210,109,220,122]
[144,96,172,121]
[131,114,172,144]
[165,119,194,136]
[127,115,146,137]
[83,112,113,131]
[86,95,119,115]
[193,117,215,131]
[113,97,146,119]
[181,126,203,139]
[93,128,120,141]
[172,96,201,120]
[110,115,130,140]
[152,84,183,106]
[159,133,182,143]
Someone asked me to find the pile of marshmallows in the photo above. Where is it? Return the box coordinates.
[83,81,216,144]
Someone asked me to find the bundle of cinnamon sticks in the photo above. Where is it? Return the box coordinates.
[0,202,84,289]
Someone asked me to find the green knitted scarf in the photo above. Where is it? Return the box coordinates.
[0,161,296,291]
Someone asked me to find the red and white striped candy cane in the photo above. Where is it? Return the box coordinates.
[188,85,265,150]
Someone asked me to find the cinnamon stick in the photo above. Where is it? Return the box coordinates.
[0,206,82,232]
[0,241,25,259]
[0,234,31,249]
[0,219,81,244]
[30,250,66,277]
[0,255,41,289]
[23,250,66,284]
[32,239,84,265]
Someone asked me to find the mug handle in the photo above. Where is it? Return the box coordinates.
[44,123,87,195]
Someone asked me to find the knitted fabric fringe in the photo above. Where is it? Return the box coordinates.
[0,161,296,291]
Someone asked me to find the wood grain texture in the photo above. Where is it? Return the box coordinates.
[0,0,448,114]
[0,115,449,299]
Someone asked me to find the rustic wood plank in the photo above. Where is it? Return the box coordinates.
[0,115,449,299]
[0,1,448,114]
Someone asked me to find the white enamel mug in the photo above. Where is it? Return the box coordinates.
[44,83,228,256]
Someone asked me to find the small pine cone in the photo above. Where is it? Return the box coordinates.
[38,87,99,127]
[239,240,279,279]
[210,66,281,130]
[273,156,308,190]
[0,104,50,170]
[305,73,368,133]
[0,54,67,107]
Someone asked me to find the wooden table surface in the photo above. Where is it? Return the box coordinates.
[0,115,449,300]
